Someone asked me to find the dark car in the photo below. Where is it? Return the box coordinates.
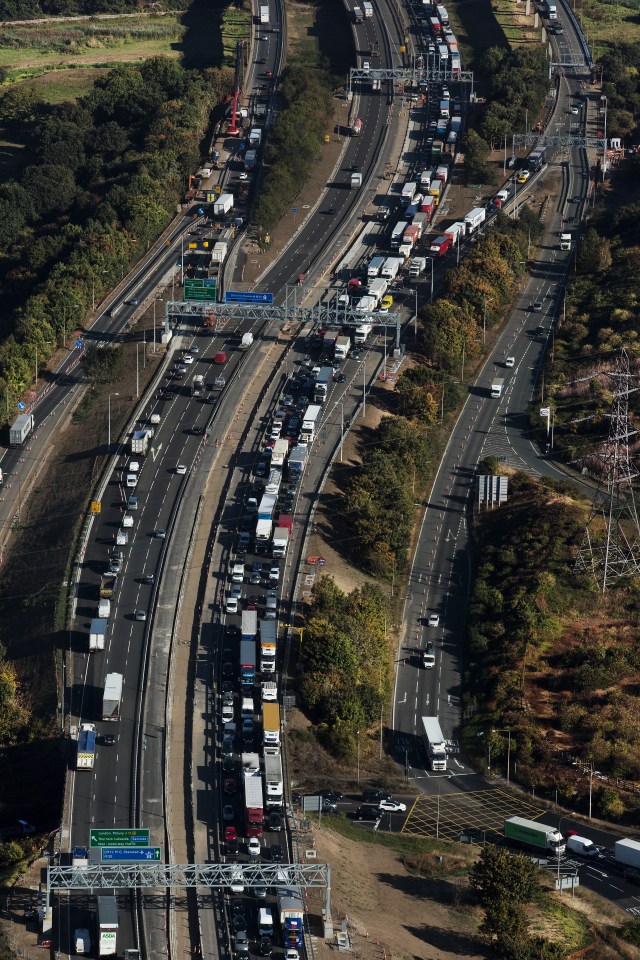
[224,777,237,795]
[320,789,343,801]
[227,624,241,639]
[268,811,283,832]
[192,425,205,436]
[232,913,247,933]
[335,373,346,383]
[270,843,284,862]
[222,755,235,773]
[226,837,239,860]
[362,787,391,802]
[326,207,336,215]
[258,936,273,956]
[355,805,381,822]
[231,899,246,917]
[101,734,116,746]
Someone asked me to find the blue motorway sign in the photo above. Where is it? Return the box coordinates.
[75,338,84,349]
[17,402,25,410]
[224,291,274,305]
[101,847,161,862]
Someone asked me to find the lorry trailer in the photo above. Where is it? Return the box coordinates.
[240,639,256,686]
[244,767,264,838]
[504,816,565,854]
[9,413,34,448]
[287,444,307,482]
[262,702,281,746]
[97,896,119,957]
[314,366,334,402]
[300,404,322,443]
[614,838,640,869]
[263,749,284,807]
[102,673,123,721]
[464,207,486,233]
[259,4,269,23]
[131,429,153,455]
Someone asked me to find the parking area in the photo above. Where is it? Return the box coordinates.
[402,787,544,842]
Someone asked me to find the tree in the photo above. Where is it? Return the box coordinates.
[470,845,541,910]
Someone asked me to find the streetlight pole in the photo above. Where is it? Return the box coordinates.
[356,730,360,785]
[136,344,139,399]
[428,257,434,302]
[492,727,512,783]
[334,401,344,462]
[108,392,120,451]
[153,296,162,353]
[483,296,493,345]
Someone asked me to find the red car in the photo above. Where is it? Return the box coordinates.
[224,826,237,842]
[264,70,273,78]
[224,777,237,795]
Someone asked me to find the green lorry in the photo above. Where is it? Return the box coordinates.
[504,816,565,855]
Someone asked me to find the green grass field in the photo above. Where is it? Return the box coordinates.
[0,14,184,100]
[576,0,640,52]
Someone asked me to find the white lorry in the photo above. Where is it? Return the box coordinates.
[491,378,505,398]
[463,207,486,233]
[421,716,447,771]
[102,673,123,721]
[259,4,269,24]
[89,618,107,653]
[354,323,372,344]
[334,336,351,360]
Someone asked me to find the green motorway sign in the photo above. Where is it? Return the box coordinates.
[184,279,216,302]
[90,829,150,848]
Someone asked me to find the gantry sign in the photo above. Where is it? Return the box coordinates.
[511,131,608,173]
[166,282,405,347]
[48,862,332,915]
[348,65,474,97]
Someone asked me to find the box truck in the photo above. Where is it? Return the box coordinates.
[89,618,107,653]
[102,673,123,721]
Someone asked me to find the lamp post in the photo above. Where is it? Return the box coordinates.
[427,256,435,302]
[356,729,360,785]
[491,727,512,783]
[136,344,140,400]
[35,341,52,385]
[108,392,120,452]
[153,296,162,353]
[334,401,344,462]
[483,296,494,345]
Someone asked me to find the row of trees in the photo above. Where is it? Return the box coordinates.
[254,65,333,237]
[301,577,390,758]
[420,210,541,377]
[476,46,550,149]
[0,57,233,415]
[467,467,640,804]
[600,40,640,140]
[342,415,433,577]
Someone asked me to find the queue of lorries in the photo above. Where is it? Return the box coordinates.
[217,342,360,958]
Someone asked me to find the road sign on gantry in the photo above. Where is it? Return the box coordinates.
[185,279,217,301]
[224,291,274,305]
[90,829,150,848]
[100,847,161,862]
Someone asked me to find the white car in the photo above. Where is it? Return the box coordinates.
[378,799,407,813]
[285,952,300,960]
[176,464,187,475]
[505,357,515,368]
[183,354,194,364]
[239,172,249,181]
[428,613,440,627]
[226,597,239,615]
[247,837,261,857]
[570,105,579,114]
[129,460,140,472]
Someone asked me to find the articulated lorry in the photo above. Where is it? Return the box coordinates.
[504,816,565,855]
[421,716,447,771]
[97,896,119,957]
[260,619,277,673]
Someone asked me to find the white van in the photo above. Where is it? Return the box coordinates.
[258,907,274,937]
[150,413,161,425]
[126,473,138,488]
[129,461,140,472]
[122,513,134,528]
[74,929,91,955]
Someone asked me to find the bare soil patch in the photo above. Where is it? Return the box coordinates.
[306,824,488,960]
